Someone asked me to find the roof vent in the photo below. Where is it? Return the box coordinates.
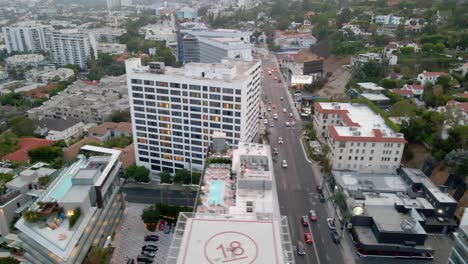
[149,62,165,74]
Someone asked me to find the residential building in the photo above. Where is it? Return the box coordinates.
[106,0,121,10]
[448,208,468,264]
[351,82,391,108]
[2,21,52,53]
[176,7,197,22]
[450,62,468,77]
[126,57,261,173]
[2,138,54,162]
[341,23,371,36]
[15,145,125,264]
[139,17,176,44]
[314,102,406,173]
[0,163,56,237]
[0,69,8,81]
[374,14,404,25]
[177,28,252,64]
[45,30,97,70]
[88,122,132,141]
[436,100,468,126]
[351,52,398,66]
[5,54,46,69]
[27,75,129,124]
[273,31,317,51]
[417,71,450,86]
[35,68,75,83]
[86,27,126,43]
[390,84,424,99]
[166,140,295,264]
[34,117,85,143]
[97,43,126,55]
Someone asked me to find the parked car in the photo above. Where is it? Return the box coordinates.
[164,224,171,234]
[144,235,159,242]
[278,79,282,83]
[282,160,288,168]
[331,231,340,244]
[280,97,284,101]
[326,218,336,230]
[273,148,279,155]
[296,241,306,256]
[304,232,313,244]
[316,185,323,193]
[301,215,309,227]
[319,193,326,203]
[267,107,271,111]
[278,137,283,144]
[126,258,135,264]
[264,119,268,125]
[285,122,290,127]
[309,210,318,221]
[273,113,278,120]
[136,255,153,263]
[142,245,158,252]
[289,113,293,118]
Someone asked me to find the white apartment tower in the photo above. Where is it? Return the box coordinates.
[126,58,261,173]
[106,0,121,10]
[2,21,52,54]
[45,30,97,70]
[314,102,406,173]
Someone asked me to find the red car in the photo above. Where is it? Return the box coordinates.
[304,232,313,244]
[301,216,309,227]
[309,210,318,221]
[278,79,282,83]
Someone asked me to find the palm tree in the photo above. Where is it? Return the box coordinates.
[23,210,39,223]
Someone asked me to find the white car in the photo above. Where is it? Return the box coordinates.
[285,122,290,127]
[264,119,268,125]
[273,113,278,120]
[282,160,288,168]
[267,107,271,111]
[269,122,274,127]
[280,97,284,101]
[274,76,278,80]
[326,218,336,230]
[283,108,287,113]
[278,137,283,144]
[289,113,293,118]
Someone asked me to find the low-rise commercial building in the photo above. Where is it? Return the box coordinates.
[314,102,406,173]
[16,146,125,264]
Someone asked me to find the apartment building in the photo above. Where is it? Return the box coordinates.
[2,21,51,54]
[166,139,295,264]
[177,28,252,64]
[417,71,450,86]
[126,57,261,173]
[45,30,97,70]
[15,146,125,264]
[5,54,46,70]
[448,208,468,264]
[314,102,406,173]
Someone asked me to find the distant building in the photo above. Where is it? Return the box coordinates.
[106,0,121,10]
[374,14,404,25]
[273,31,317,51]
[0,69,8,81]
[34,117,85,143]
[97,43,126,55]
[417,71,450,86]
[448,208,468,264]
[314,102,406,173]
[176,7,197,22]
[351,52,398,66]
[45,30,97,70]
[88,122,132,141]
[1,21,52,54]
[16,146,125,264]
[86,27,126,43]
[390,84,424,99]
[5,54,46,70]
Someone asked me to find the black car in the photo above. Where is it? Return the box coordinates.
[331,231,340,244]
[316,185,323,194]
[144,235,159,242]
[142,245,158,252]
[136,255,153,263]
[141,251,156,258]
[164,224,171,234]
[126,258,135,264]
[296,241,306,256]
[319,193,326,203]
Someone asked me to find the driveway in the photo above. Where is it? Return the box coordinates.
[111,203,173,264]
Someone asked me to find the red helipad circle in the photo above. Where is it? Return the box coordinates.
[204,231,258,264]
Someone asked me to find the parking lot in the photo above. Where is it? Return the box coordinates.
[111,203,173,264]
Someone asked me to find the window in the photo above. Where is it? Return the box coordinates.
[189,85,201,90]
[170,83,180,88]
[223,88,234,94]
[131,79,142,84]
[156,81,168,87]
[144,87,155,93]
[144,80,154,86]
[339,156,342,160]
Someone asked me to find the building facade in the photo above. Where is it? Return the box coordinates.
[15,146,125,264]
[45,30,97,70]
[2,21,51,54]
[126,58,261,173]
[448,208,468,264]
[314,102,406,173]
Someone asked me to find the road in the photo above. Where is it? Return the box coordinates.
[260,55,345,264]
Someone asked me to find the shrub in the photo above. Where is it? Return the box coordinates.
[69,207,81,228]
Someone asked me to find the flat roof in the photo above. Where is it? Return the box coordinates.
[59,185,92,204]
[176,215,285,264]
[366,205,426,234]
[357,82,385,91]
[316,102,405,142]
[333,171,408,192]
[401,168,457,204]
[360,93,390,101]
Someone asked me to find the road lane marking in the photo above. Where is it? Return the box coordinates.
[307,218,321,264]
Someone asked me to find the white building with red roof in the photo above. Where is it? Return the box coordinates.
[390,83,424,98]
[417,71,450,86]
[314,102,406,173]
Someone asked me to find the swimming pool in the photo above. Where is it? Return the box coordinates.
[50,158,86,200]
[208,180,225,205]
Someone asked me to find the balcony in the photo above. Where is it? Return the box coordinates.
[0,190,21,205]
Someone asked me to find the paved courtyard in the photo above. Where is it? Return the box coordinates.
[111,203,173,264]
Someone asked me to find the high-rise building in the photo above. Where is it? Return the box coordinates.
[106,0,121,10]
[448,208,468,264]
[2,21,52,54]
[15,145,125,264]
[314,102,406,173]
[126,58,261,173]
[45,30,97,70]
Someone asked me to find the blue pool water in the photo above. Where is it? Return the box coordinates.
[50,159,85,200]
[208,180,225,205]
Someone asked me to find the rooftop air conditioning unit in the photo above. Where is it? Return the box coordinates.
[149,62,165,74]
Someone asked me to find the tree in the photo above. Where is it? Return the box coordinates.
[107,110,131,122]
[160,170,172,184]
[28,146,64,164]
[141,204,160,224]
[8,116,35,137]
[126,164,150,182]
[389,100,418,117]
[336,8,353,28]
[0,132,19,157]
[173,169,191,184]
[400,46,414,54]
[83,247,111,264]
[395,24,406,41]
[444,149,468,177]
[63,64,80,74]
[436,75,452,91]
[0,257,20,264]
